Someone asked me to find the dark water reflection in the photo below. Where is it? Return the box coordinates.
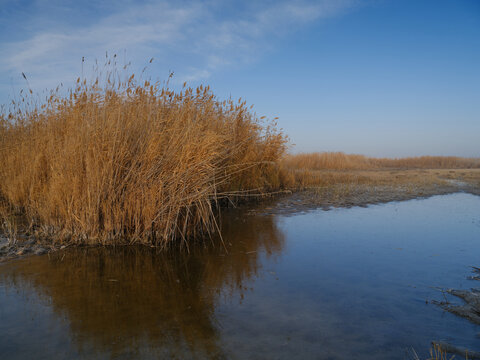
[1,193,480,359]
[0,214,283,359]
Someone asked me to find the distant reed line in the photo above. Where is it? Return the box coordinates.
[283,152,480,171]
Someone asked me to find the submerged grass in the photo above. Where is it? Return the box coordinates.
[0,65,288,246]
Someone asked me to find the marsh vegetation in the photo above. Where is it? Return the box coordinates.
[1,66,479,248]
[0,66,290,246]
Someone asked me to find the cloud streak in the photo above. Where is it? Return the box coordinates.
[0,0,358,98]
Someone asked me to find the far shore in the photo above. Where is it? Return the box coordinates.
[250,168,480,215]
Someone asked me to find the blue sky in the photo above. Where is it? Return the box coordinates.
[1,0,479,157]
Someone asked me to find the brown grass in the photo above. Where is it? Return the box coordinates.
[0,66,288,246]
[287,168,480,190]
[282,153,480,194]
[284,152,480,171]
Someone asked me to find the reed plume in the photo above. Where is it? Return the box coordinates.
[0,64,288,246]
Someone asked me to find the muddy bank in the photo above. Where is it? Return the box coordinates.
[432,267,480,326]
[0,236,64,263]
[250,170,480,216]
[2,169,479,262]
[252,183,478,216]
[429,267,480,358]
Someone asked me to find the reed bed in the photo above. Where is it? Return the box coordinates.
[284,152,480,171]
[0,68,288,246]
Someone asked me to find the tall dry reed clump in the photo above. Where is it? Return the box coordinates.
[0,69,288,246]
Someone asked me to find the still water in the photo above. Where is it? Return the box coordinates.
[1,193,479,359]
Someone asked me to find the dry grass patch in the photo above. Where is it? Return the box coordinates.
[0,67,288,246]
[284,152,480,171]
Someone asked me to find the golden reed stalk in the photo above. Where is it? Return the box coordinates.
[0,65,289,246]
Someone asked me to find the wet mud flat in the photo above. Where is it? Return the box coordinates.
[251,168,480,216]
[435,267,480,326]
[430,267,480,359]
[0,236,60,263]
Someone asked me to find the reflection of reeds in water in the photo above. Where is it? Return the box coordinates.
[0,212,284,358]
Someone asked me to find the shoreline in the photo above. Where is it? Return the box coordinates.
[248,168,480,216]
[252,182,479,216]
[1,168,479,263]
[0,236,67,264]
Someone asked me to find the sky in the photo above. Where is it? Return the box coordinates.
[0,0,479,157]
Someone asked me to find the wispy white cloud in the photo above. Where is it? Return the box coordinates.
[0,0,358,97]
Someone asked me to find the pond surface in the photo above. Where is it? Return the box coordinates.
[1,193,480,359]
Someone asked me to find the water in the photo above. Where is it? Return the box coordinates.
[1,193,479,359]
